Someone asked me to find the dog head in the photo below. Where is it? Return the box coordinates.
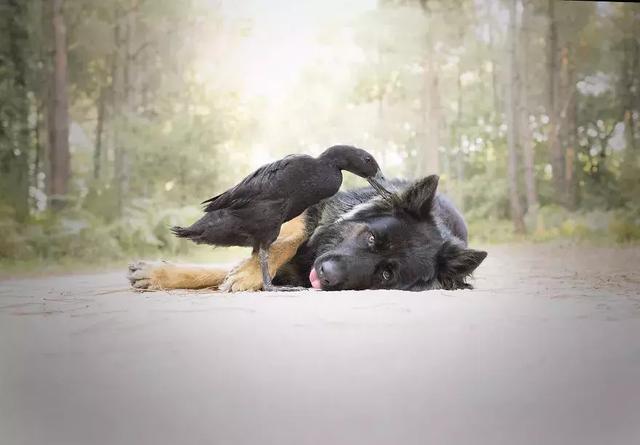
[308,175,487,291]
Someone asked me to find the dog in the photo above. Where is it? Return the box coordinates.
[128,175,487,292]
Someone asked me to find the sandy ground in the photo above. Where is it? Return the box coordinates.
[1,244,640,445]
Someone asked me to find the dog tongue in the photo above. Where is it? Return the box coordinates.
[309,267,322,289]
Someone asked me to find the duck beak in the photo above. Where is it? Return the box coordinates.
[372,170,386,183]
[367,170,393,200]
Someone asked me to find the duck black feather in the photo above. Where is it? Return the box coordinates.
[201,155,303,212]
[172,145,389,291]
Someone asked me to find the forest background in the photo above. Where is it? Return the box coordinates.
[1,0,639,274]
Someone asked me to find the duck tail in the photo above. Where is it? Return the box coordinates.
[170,224,204,243]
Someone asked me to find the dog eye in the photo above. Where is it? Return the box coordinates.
[382,269,392,281]
[367,233,375,246]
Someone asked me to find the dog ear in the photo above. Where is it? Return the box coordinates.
[436,241,487,289]
[399,175,439,219]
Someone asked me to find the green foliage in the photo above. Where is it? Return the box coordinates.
[529,205,606,241]
[108,199,203,255]
[0,199,212,263]
[462,174,510,221]
[467,218,518,244]
[477,205,640,244]
[24,208,122,260]
[0,205,29,260]
[610,203,640,242]
[1,0,639,269]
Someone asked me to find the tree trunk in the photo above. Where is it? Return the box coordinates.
[622,36,638,153]
[634,37,640,151]
[2,0,31,221]
[94,86,107,180]
[519,0,538,215]
[547,0,565,204]
[47,0,70,211]
[455,61,465,210]
[418,53,441,177]
[104,26,121,193]
[563,46,578,209]
[34,0,50,200]
[619,29,639,201]
[112,3,137,217]
[507,0,526,234]
[416,5,440,178]
[487,0,500,116]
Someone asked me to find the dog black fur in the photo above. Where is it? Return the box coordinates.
[272,175,487,291]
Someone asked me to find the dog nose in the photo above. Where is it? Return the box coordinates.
[318,259,342,288]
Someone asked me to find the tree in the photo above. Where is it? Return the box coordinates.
[48,0,71,210]
[506,0,526,233]
[417,0,442,177]
[519,0,538,216]
[0,0,31,221]
[1,0,639,263]
[546,0,564,205]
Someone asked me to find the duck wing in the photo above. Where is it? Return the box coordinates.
[202,154,312,212]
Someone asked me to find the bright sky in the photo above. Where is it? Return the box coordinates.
[211,0,377,101]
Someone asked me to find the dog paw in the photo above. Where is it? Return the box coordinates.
[219,258,264,292]
[127,260,168,290]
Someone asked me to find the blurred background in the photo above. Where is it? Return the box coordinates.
[0,0,639,274]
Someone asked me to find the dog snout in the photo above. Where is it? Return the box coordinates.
[318,259,343,288]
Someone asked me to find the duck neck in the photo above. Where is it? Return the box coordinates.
[318,147,348,171]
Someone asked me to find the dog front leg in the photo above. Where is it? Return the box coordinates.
[220,213,308,292]
[128,261,230,290]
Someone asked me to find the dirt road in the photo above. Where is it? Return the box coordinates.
[1,245,639,445]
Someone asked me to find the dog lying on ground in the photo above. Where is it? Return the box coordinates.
[128,175,487,292]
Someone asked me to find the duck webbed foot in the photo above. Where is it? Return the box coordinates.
[258,246,308,293]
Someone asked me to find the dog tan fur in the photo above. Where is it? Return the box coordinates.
[128,213,308,291]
